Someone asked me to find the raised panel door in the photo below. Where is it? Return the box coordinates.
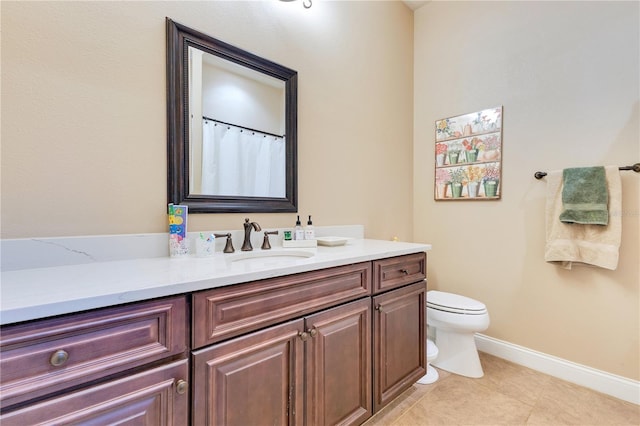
[305,298,372,426]
[192,319,305,426]
[372,282,426,412]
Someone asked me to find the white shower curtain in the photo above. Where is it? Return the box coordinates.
[201,121,286,197]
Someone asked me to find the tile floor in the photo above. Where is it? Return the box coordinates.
[364,352,640,425]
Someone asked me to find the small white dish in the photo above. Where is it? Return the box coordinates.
[316,236,350,247]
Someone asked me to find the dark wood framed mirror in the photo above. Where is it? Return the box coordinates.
[166,18,298,213]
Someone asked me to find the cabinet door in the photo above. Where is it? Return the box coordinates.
[192,319,305,426]
[305,298,372,426]
[372,281,426,412]
[0,359,189,425]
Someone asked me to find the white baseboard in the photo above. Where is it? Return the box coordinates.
[475,334,640,405]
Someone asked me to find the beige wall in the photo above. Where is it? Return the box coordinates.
[414,1,639,381]
[1,1,415,241]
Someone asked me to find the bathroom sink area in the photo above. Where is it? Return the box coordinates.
[0,229,431,326]
[228,249,315,265]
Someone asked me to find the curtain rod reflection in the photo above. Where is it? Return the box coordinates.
[203,116,285,139]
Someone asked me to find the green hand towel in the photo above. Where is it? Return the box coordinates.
[559,166,608,225]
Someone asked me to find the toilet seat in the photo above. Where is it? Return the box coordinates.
[427,290,487,315]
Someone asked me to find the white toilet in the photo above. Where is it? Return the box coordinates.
[417,338,439,384]
[426,290,490,378]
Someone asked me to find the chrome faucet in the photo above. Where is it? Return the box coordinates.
[241,218,262,251]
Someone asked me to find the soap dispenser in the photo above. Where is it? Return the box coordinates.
[294,215,305,240]
[304,215,315,240]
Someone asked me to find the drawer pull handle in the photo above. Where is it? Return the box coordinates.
[401,269,409,275]
[308,327,318,338]
[50,349,69,367]
[298,331,310,341]
[176,379,188,395]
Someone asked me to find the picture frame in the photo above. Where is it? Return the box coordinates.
[434,106,503,201]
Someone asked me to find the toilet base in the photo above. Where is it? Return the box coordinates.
[416,364,439,384]
[431,329,484,378]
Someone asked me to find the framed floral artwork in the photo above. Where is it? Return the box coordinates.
[434,106,503,201]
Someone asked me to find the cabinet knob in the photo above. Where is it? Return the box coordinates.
[400,269,409,275]
[298,331,310,341]
[176,379,188,395]
[375,304,383,312]
[49,349,69,367]
[307,327,318,338]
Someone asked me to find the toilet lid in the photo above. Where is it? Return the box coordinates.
[427,290,486,313]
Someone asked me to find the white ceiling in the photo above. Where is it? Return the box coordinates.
[403,1,428,11]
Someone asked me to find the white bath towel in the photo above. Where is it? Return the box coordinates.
[544,165,622,270]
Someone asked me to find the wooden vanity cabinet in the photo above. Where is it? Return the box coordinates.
[192,271,373,426]
[0,296,189,424]
[192,252,425,426]
[372,253,427,412]
[0,251,425,425]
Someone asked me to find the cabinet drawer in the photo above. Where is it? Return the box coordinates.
[193,262,371,348]
[372,252,426,293]
[0,359,189,425]
[0,296,187,409]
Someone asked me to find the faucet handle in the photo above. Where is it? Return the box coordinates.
[261,230,279,250]
[214,233,235,253]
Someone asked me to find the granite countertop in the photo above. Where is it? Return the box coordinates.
[1,239,430,326]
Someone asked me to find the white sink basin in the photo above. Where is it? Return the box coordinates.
[228,249,315,265]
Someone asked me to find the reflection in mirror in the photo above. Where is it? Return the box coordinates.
[189,48,286,198]
[167,18,298,213]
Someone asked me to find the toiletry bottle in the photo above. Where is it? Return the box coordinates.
[304,215,315,240]
[294,215,305,240]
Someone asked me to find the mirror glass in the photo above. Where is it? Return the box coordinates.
[189,48,287,198]
[167,19,298,213]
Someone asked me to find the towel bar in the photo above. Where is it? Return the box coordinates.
[534,163,640,180]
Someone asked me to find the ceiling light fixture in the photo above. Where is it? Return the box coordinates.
[280,0,312,9]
